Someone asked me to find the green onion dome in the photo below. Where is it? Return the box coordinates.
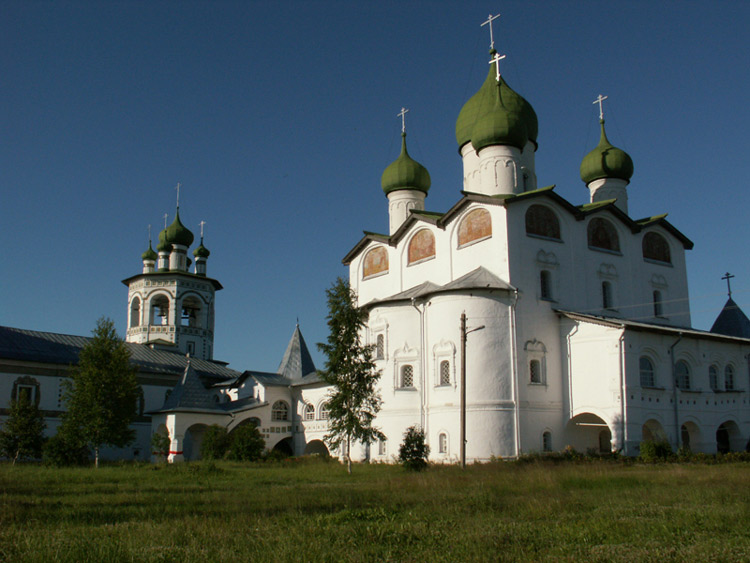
[156,229,170,252]
[193,239,210,258]
[456,50,538,150]
[470,81,528,152]
[580,120,634,184]
[381,133,431,195]
[164,209,194,247]
[141,242,158,261]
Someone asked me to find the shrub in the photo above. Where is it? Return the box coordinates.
[639,440,672,462]
[226,424,265,462]
[200,425,230,460]
[398,425,430,471]
[151,430,171,463]
[43,431,90,466]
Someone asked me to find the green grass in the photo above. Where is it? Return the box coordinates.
[1,459,749,561]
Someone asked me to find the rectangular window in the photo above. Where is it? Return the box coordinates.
[439,361,451,386]
[378,439,386,456]
[401,365,414,388]
[529,360,542,384]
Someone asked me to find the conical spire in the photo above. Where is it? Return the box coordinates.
[277,324,316,380]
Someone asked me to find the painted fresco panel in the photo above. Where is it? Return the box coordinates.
[408,229,436,264]
[458,208,492,247]
[363,246,389,278]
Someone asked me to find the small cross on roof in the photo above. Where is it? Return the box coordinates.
[481,13,501,50]
[397,107,409,134]
[593,94,609,120]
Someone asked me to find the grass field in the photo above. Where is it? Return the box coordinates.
[1,458,749,562]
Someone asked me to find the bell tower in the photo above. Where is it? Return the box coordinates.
[122,190,222,360]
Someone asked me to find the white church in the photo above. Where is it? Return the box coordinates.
[2,31,750,463]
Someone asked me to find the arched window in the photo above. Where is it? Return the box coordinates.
[407,229,436,265]
[602,281,614,309]
[457,208,492,247]
[439,360,451,386]
[525,205,561,240]
[150,294,170,325]
[642,232,671,263]
[363,246,389,279]
[400,364,414,388]
[639,357,655,388]
[709,365,719,391]
[378,438,387,456]
[653,290,663,317]
[725,365,735,391]
[318,402,329,420]
[588,218,620,252]
[438,433,448,454]
[540,270,552,300]
[376,334,385,360]
[12,376,40,407]
[271,400,289,421]
[675,360,690,390]
[303,403,315,421]
[529,359,542,384]
[181,296,202,328]
[130,297,141,328]
[542,431,552,452]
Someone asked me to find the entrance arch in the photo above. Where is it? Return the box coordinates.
[565,413,612,454]
[272,437,293,457]
[716,421,742,453]
[680,421,702,452]
[183,424,209,461]
[642,419,668,443]
[303,440,330,457]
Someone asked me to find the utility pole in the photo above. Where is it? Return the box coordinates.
[460,312,485,469]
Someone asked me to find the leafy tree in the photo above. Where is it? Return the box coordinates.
[151,430,171,463]
[0,393,46,464]
[62,317,140,468]
[43,431,90,466]
[398,425,430,471]
[318,277,384,473]
[227,424,265,461]
[201,425,230,460]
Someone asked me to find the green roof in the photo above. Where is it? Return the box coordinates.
[381,133,431,195]
[141,242,158,261]
[580,120,634,184]
[165,209,195,247]
[456,50,538,150]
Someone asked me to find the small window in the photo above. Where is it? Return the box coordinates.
[525,205,561,240]
[602,281,613,309]
[16,385,35,404]
[186,341,195,356]
[378,439,387,456]
[529,360,542,384]
[653,291,663,317]
[709,365,719,391]
[438,433,448,454]
[318,402,329,420]
[639,357,655,388]
[271,401,289,421]
[542,431,552,452]
[588,218,620,252]
[400,365,414,388]
[304,403,315,421]
[725,365,735,391]
[439,360,451,386]
[376,334,384,360]
[540,270,552,300]
[675,360,690,390]
[642,232,671,264]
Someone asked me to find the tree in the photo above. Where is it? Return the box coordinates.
[398,425,430,471]
[317,277,384,473]
[200,425,230,460]
[0,393,46,464]
[62,317,140,468]
[227,424,265,462]
[151,430,171,463]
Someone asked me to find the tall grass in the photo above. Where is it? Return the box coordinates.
[1,459,749,561]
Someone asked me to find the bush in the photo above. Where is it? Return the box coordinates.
[226,424,265,462]
[43,432,90,466]
[398,425,430,471]
[200,425,230,460]
[639,440,672,462]
[151,431,171,463]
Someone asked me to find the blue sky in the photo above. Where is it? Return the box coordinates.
[2,1,749,372]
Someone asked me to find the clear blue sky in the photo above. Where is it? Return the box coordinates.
[2,1,749,373]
